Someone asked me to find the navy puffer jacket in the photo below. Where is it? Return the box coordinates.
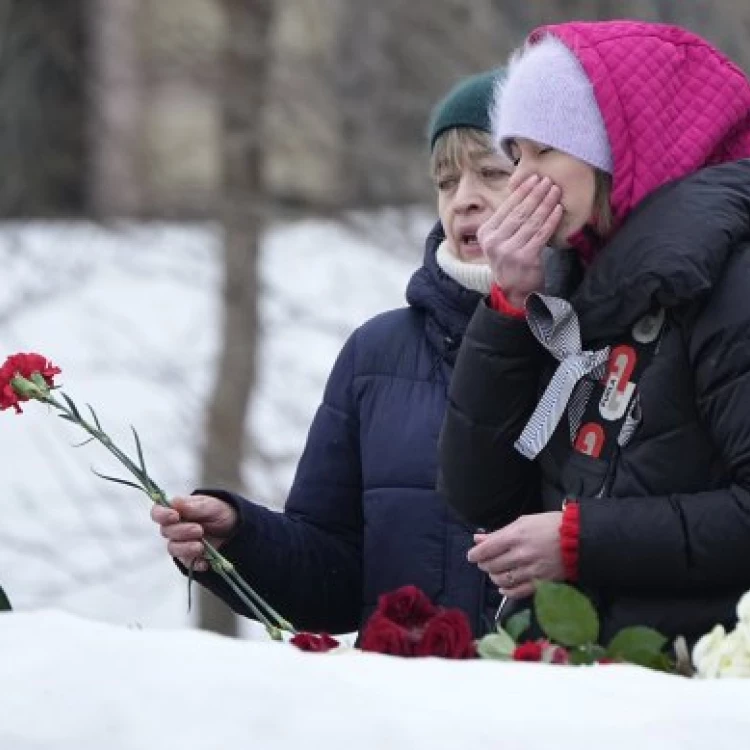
[193,224,500,635]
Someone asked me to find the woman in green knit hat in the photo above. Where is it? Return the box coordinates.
[152,70,519,637]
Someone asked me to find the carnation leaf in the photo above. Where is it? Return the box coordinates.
[91,469,147,493]
[476,629,515,660]
[0,584,11,611]
[61,392,81,421]
[505,609,532,642]
[71,438,96,448]
[86,404,103,431]
[130,426,150,483]
[606,626,668,668]
[535,581,599,647]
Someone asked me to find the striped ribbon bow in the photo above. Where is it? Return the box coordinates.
[514,294,609,461]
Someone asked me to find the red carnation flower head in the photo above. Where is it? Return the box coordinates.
[0,352,61,414]
[513,640,545,662]
[375,585,438,629]
[290,632,340,653]
[414,609,476,659]
[360,613,414,656]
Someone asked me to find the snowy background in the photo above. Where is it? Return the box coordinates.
[4,220,750,750]
[0,216,428,630]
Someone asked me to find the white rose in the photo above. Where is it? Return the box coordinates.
[693,625,727,678]
[736,590,750,624]
[716,629,750,678]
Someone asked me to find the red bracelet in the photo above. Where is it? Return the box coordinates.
[560,501,580,581]
[490,284,525,319]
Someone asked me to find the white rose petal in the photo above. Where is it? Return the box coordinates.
[736,590,750,624]
[716,629,750,678]
[692,625,727,678]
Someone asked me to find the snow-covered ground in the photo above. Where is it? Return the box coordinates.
[3,609,750,750]
[0,216,426,629]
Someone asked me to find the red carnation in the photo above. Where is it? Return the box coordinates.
[513,641,544,662]
[0,352,61,414]
[290,632,340,653]
[360,613,414,656]
[414,609,476,659]
[376,585,438,629]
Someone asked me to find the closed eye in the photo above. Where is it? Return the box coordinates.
[480,167,510,180]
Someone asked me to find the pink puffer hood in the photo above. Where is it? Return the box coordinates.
[528,21,750,226]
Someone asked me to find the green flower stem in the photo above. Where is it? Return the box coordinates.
[43,391,296,637]
[200,541,296,634]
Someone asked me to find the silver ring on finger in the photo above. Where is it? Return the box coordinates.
[505,569,517,588]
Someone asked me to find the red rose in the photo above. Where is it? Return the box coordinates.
[414,609,476,659]
[376,585,437,629]
[290,632,340,653]
[513,641,544,662]
[540,641,570,665]
[0,353,61,414]
[360,613,414,656]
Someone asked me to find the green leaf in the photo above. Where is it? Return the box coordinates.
[91,469,147,493]
[71,438,96,449]
[649,652,677,674]
[606,626,668,668]
[0,584,11,611]
[87,404,103,431]
[61,392,81,421]
[130,426,150,483]
[476,629,516,660]
[534,581,599,647]
[505,609,532,642]
[568,645,597,665]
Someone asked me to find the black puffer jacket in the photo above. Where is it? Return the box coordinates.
[439,160,750,644]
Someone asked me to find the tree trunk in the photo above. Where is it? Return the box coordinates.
[87,0,143,217]
[197,0,274,636]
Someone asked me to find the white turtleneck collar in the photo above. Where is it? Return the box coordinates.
[435,240,493,294]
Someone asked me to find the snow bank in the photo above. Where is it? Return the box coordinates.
[1,610,748,750]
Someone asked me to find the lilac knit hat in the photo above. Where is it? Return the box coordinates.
[491,35,613,173]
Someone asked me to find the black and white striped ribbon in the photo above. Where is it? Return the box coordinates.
[514,294,609,460]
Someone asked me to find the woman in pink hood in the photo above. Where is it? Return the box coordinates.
[439,21,750,645]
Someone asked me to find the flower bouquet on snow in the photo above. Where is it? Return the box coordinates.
[0,352,295,639]
[475,580,677,670]
[291,581,677,669]
[291,585,476,658]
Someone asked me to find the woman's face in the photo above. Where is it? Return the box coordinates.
[435,143,512,263]
[507,137,597,249]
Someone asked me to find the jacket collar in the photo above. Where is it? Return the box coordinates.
[572,160,750,340]
[406,222,483,363]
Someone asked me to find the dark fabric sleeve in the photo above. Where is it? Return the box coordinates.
[438,299,546,530]
[187,333,364,634]
[578,253,750,593]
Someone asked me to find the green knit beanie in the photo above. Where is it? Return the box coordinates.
[427,69,504,152]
